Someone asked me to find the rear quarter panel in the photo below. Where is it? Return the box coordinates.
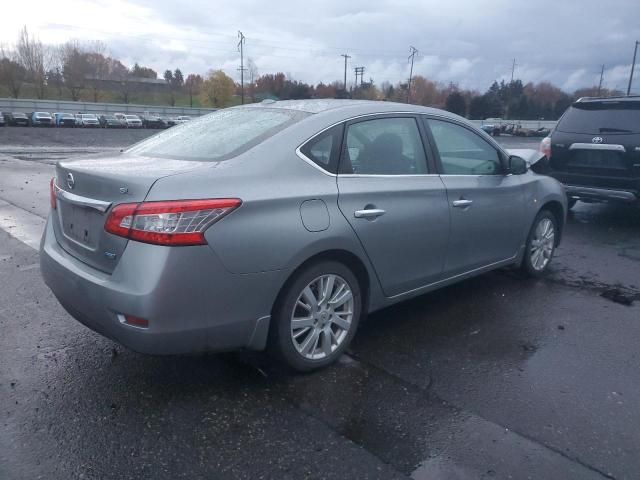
[144,128,387,311]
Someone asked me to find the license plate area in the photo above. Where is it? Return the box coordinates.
[59,201,103,250]
[567,150,627,173]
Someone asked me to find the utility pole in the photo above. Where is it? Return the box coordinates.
[598,64,605,96]
[237,31,246,104]
[627,41,639,96]
[407,46,418,103]
[354,67,365,87]
[510,58,517,83]
[340,54,351,91]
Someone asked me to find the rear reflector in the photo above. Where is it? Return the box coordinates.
[50,177,57,210]
[120,314,149,328]
[104,198,241,246]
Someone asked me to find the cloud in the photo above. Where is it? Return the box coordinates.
[1,0,639,92]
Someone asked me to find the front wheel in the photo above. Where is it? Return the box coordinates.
[521,210,557,277]
[269,261,362,372]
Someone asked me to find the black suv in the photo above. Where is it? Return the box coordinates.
[540,96,640,208]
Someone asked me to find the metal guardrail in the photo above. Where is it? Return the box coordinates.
[0,98,216,117]
[469,119,558,129]
[1,97,558,129]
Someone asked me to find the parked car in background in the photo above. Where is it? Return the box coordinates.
[41,100,566,372]
[99,114,124,128]
[113,113,128,127]
[4,112,30,126]
[31,111,54,127]
[54,112,76,128]
[540,96,640,209]
[481,124,500,136]
[164,116,178,127]
[0,113,5,127]
[124,114,143,128]
[175,115,192,124]
[77,114,100,128]
[141,113,166,129]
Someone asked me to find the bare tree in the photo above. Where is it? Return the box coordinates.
[59,41,90,101]
[85,41,109,102]
[0,45,27,98]
[184,73,203,107]
[16,26,48,99]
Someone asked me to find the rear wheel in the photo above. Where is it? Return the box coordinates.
[521,210,557,277]
[270,261,361,372]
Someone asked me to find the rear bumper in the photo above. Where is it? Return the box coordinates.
[565,185,638,204]
[40,218,284,354]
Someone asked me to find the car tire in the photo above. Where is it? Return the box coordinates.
[269,260,362,372]
[521,210,558,277]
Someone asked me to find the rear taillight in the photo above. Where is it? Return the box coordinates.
[104,198,241,246]
[50,177,57,210]
[540,136,552,159]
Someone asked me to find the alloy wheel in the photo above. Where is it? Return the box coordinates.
[290,274,354,360]
[530,218,555,271]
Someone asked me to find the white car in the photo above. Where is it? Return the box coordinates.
[175,115,192,124]
[78,114,100,128]
[124,114,143,128]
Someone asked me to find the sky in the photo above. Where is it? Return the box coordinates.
[1,0,639,93]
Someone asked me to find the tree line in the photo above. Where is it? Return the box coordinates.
[0,27,622,118]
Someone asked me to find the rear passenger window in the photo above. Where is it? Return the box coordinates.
[340,117,428,175]
[299,124,344,173]
[427,119,501,175]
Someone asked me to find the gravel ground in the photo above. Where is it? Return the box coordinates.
[0,125,156,148]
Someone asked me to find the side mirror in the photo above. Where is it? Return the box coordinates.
[508,155,528,175]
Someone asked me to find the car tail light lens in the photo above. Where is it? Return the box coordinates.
[540,136,552,159]
[50,177,57,210]
[104,198,241,246]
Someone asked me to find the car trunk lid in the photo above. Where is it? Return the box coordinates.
[52,154,208,273]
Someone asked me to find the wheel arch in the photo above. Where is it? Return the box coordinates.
[271,249,372,319]
[539,200,565,245]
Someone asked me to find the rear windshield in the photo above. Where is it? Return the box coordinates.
[557,102,640,134]
[127,108,308,161]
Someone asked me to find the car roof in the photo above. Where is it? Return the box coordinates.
[239,98,465,121]
[575,95,640,104]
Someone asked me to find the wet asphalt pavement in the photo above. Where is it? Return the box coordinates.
[1,128,639,479]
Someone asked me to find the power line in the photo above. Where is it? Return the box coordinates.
[407,46,418,103]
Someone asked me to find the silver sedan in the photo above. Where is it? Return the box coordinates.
[40,100,566,371]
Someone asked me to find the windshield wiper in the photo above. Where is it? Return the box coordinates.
[599,127,632,133]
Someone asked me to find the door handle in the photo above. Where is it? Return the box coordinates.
[354,209,386,219]
[452,199,473,208]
